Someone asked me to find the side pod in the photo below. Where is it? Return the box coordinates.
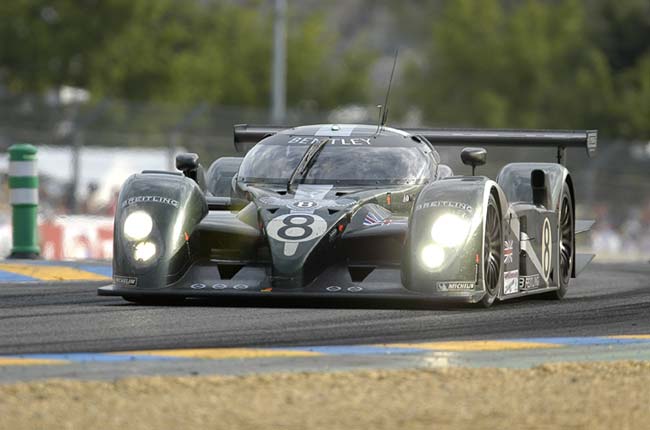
[497,162,593,278]
[113,172,208,289]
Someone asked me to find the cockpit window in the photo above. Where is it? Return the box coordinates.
[238,135,434,185]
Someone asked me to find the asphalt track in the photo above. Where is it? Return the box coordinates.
[0,262,648,355]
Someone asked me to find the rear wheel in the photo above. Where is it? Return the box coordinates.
[479,193,502,308]
[543,183,573,299]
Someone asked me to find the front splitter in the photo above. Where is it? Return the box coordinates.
[98,283,485,305]
[100,262,486,305]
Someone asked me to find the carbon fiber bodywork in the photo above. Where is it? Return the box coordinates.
[99,124,595,305]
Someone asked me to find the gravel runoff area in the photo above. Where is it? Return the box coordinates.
[1,361,649,430]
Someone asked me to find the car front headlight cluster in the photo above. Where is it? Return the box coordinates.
[420,244,445,270]
[124,211,153,241]
[134,241,157,262]
[430,214,470,247]
[123,211,157,263]
[419,214,471,271]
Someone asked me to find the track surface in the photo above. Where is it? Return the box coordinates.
[0,263,648,355]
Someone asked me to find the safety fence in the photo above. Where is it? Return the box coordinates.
[0,94,648,261]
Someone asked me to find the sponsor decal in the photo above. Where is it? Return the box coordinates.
[326,286,342,292]
[261,287,273,293]
[363,212,384,226]
[415,201,473,212]
[211,283,227,290]
[288,200,319,211]
[114,276,137,287]
[258,196,355,209]
[503,270,519,295]
[266,213,328,245]
[403,194,411,203]
[233,284,249,290]
[437,281,475,292]
[287,136,371,146]
[541,218,552,281]
[504,240,514,264]
[122,195,179,208]
[518,274,541,290]
[347,286,363,292]
[190,283,207,289]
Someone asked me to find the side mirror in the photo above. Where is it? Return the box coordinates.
[175,152,206,191]
[176,153,199,172]
[461,147,487,175]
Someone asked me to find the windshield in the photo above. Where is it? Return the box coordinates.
[238,137,434,185]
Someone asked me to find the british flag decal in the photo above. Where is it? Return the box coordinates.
[504,240,514,264]
[363,212,384,226]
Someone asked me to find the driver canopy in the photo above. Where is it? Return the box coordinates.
[237,127,436,187]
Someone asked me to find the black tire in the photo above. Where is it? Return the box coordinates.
[542,183,574,299]
[479,193,502,308]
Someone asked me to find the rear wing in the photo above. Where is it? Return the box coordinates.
[403,128,597,164]
[233,124,597,164]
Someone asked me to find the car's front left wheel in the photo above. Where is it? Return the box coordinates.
[479,193,502,308]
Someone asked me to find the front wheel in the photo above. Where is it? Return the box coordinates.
[479,193,502,308]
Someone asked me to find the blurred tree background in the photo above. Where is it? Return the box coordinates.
[0,0,373,109]
[396,0,650,138]
[1,0,649,138]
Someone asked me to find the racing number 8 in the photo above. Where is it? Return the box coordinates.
[277,215,315,241]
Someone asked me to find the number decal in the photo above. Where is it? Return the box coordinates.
[266,214,328,243]
[278,215,314,240]
[541,218,552,281]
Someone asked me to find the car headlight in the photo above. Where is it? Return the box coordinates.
[431,214,470,247]
[124,211,153,241]
[134,241,157,262]
[420,244,445,270]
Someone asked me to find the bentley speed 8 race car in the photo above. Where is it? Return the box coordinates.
[99,124,597,307]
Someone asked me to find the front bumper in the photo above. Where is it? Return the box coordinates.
[98,262,486,305]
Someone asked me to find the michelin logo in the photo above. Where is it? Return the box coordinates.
[437,281,475,291]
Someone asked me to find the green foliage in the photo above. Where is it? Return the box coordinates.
[403,0,650,138]
[618,54,650,137]
[287,16,375,109]
[0,1,374,110]
[2,0,650,138]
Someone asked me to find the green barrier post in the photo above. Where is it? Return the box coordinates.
[8,144,40,258]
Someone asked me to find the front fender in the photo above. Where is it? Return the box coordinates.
[113,172,208,288]
[404,177,506,297]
